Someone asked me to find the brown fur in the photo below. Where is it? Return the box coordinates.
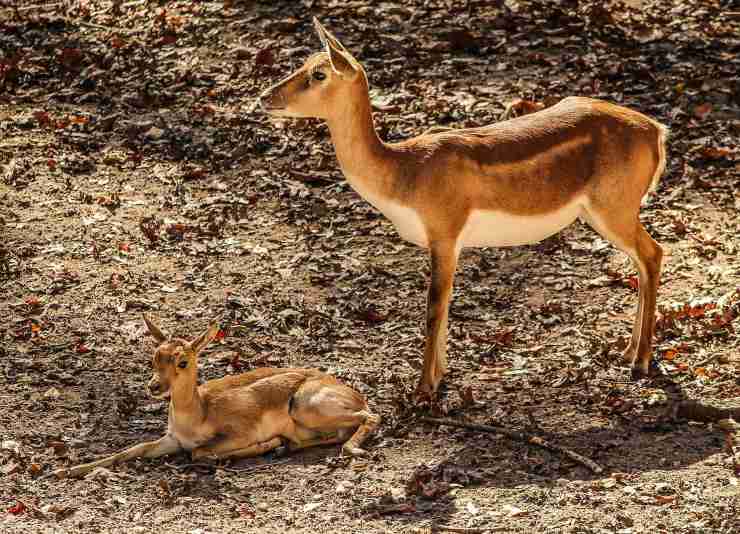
[51,317,379,478]
[260,19,668,396]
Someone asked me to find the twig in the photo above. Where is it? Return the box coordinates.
[434,525,505,533]
[668,400,740,423]
[4,2,64,12]
[693,352,723,368]
[420,416,603,474]
[64,18,142,34]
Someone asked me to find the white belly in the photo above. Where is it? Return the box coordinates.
[460,198,584,248]
[346,174,582,250]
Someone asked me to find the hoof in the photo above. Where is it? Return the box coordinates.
[342,445,367,457]
[630,359,662,380]
[415,377,442,404]
[630,366,648,381]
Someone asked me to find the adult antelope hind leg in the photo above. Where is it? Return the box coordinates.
[584,208,663,377]
[581,157,664,377]
[53,434,181,479]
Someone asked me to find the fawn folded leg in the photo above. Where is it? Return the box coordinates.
[286,433,344,451]
[53,434,181,479]
[340,411,381,456]
[191,437,283,460]
[289,379,381,456]
[417,239,459,398]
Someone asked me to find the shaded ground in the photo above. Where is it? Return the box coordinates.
[2,1,740,532]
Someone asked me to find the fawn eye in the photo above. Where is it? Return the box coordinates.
[312,70,326,82]
[178,360,187,369]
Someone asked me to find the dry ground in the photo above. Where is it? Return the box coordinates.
[2,1,740,533]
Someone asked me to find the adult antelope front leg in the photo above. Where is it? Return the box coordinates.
[418,240,460,398]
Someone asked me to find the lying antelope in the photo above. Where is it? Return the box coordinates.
[52,316,379,478]
[259,19,668,398]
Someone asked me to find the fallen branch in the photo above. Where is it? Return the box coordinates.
[420,416,603,474]
[434,525,505,533]
[64,18,142,34]
[669,400,740,423]
[719,419,740,475]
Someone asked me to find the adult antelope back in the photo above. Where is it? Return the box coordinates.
[259,18,669,398]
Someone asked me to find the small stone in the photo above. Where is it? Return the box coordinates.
[43,387,61,400]
[655,482,674,495]
[302,502,321,512]
[1,440,21,454]
[144,126,165,140]
[390,487,406,503]
[336,480,354,494]
[593,477,617,490]
[256,502,269,512]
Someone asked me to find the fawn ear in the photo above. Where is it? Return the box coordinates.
[143,314,168,342]
[189,320,220,354]
[313,17,358,78]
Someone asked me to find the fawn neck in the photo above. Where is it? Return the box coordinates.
[170,374,205,423]
[324,79,398,200]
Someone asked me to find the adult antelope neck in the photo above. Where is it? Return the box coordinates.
[324,73,398,201]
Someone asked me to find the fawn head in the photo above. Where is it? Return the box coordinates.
[143,315,220,399]
[259,17,363,120]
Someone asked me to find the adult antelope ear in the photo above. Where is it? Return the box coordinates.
[143,314,168,342]
[313,17,359,79]
[189,320,221,354]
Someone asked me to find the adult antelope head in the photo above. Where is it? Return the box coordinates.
[259,18,363,119]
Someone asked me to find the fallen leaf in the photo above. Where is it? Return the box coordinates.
[693,103,712,120]
[662,349,678,361]
[254,49,275,69]
[700,146,732,160]
[7,501,26,515]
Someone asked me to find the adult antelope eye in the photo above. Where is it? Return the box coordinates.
[178,361,187,369]
[312,71,326,82]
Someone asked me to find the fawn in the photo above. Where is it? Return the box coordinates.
[52,316,379,478]
[259,18,668,398]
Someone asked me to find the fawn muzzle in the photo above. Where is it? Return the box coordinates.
[148,377,168,399]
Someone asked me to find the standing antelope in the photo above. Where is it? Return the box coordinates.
[259,19,668,398]
[52,316,379,478]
